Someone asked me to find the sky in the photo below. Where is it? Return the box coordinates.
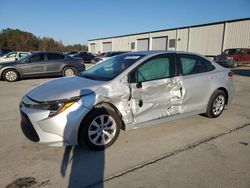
[0,0,249,45]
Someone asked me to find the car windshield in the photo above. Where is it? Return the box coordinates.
[80,54,145,81]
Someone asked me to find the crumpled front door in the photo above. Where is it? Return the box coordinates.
[129,76,184,124]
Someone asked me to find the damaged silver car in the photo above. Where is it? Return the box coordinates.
[19,51,234,150]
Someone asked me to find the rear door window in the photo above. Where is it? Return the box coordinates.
[19,53,29,58]
[29,54,45,62]
[47,53,65,60]
[178,54,215,75]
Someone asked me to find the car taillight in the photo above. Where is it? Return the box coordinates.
[228,71,234,77]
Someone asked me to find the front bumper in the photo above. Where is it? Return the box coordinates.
[19,98,90,146]
[216,59,235,67]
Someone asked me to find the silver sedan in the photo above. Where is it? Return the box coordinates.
[19,51,234,150]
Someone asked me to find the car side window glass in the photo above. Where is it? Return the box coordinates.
[179,54,215,75]
[47,53,65,60]
[29,54,45,62]
[19,53,28,58]
[6,53,16,58]
[130,55,174,83]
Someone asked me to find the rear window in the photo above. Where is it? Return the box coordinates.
[178,54,215,75]
[47,53,65,60]
[29,54,45,62]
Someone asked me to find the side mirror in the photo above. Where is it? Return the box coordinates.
[136,82,142,88]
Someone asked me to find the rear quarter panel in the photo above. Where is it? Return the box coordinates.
[207,69,234,106]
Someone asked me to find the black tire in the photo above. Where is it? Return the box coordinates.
[62,67,76,77]
[205,90,226,118]
[3,69,19,82]
[231,60,238,68]
[78,107,121,150]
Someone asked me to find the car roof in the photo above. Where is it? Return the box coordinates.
[126,50,170,55]
[225,48,250,50]
[126,50,189,56]
[31,51,64,55]
[123,50,211,60]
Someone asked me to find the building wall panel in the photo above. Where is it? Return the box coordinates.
[189,24,224,56]
[177,28,189,51]
[224,20,250,50]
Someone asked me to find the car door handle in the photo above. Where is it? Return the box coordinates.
[207,75,213,80]
[138,100,143,107]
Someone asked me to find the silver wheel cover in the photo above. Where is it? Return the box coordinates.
[64,68,74,76]
[5,71,17,81]
[88,115,117,146]
[212,95,225,116]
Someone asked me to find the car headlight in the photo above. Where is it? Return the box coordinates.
[22,97,80,117]
[226,57,233,60]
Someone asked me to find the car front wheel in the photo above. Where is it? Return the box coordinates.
[79,107,121,150]
[3,69,19,82]
[205,90,226,118]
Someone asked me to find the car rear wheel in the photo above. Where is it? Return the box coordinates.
[78,107,121,150]
[63,67,76,77]
[3,69,19,82]
[205,90,226,118]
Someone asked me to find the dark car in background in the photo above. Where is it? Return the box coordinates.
[70,51,95,64]
[214,48,250,68]
[0,51,85,82]
[64,51,78,56]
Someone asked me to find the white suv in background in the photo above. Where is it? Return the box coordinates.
[0,52,31,62]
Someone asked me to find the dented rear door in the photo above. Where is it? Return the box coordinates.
[176,54,215,113]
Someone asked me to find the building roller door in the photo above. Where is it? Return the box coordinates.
[137,38,149,51]
[103,42,112,52]
[89,43,96,53]
[152,37,168,50]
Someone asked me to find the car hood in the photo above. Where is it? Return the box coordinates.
[26,76,105,102]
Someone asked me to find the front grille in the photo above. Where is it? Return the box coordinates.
[20,111,40,142]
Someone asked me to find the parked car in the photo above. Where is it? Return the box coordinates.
[64,51,78,56]
[19,51,234,150]
[0,51,85,82]
[95,52,106,58]
[71,51,96,64]
[214,48,250,68]
[94,51,128,63]
[0,52,31,63]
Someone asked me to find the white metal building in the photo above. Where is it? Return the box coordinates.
[88,18,250,56]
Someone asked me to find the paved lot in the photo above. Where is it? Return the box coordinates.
[0,67,249,188]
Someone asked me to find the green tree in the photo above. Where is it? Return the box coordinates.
[0,28,88,52]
